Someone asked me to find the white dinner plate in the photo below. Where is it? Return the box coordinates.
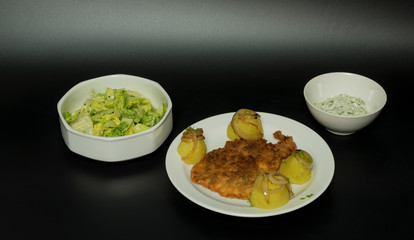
[165,112,335,217]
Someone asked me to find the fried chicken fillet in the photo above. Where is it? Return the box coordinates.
[190,131,296,199]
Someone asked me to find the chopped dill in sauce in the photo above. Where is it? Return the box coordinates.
[314,94,368,116]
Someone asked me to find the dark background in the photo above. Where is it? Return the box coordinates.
[1,0,413,239]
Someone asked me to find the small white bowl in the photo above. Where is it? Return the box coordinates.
[57,74,173,162]
[304,72,387,135]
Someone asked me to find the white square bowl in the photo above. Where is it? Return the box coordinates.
[57,74,173,162]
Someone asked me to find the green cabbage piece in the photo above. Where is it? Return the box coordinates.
[64,88,167,137]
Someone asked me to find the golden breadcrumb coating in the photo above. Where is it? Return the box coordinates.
[190,131,296,199]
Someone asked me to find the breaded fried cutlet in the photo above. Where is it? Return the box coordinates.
[190,131,296,199]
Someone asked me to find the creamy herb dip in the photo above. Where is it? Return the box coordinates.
[314,94,368,116]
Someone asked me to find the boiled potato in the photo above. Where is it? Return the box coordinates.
[250,174,290,209]
[227,122,239,141]
[177,140,207,165]
[177,127,206,165]
[279,152,312,185]
[227,109,263,141]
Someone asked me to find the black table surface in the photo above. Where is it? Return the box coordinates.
[2,1,413,239]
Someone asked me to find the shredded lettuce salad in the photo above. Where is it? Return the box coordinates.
[64,88,167,137]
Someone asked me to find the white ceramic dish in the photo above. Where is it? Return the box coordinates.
[57,74,173,162]
[166,112,335,217]
[304,72,387,135]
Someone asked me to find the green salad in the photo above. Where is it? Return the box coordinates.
[64,88,167,137]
